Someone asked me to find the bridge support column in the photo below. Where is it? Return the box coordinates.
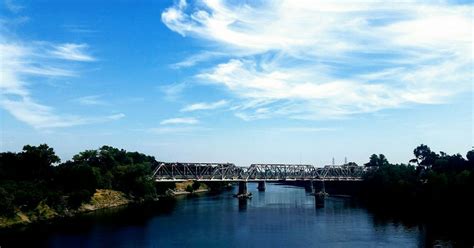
[314,180,327,208]
[257,181,266,191]
[238,181,248,195]
[313,180,326,193]
[305,180,314,193]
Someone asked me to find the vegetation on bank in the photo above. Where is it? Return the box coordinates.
[360,145,474,212]
[0,144,169,226]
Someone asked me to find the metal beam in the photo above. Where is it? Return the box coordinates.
[153,162,366,182]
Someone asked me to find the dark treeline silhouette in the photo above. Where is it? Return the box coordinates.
[0,145,159,217]
[361,144,474,214]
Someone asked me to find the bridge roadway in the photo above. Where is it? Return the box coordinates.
[153,162,366,182]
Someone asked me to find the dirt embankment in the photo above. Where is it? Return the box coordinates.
[79,189,130,212]
[168,181,209,195]
[0,189,131,229]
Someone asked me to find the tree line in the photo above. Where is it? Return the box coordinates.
[361,144,474,212]
[0,145,159,217]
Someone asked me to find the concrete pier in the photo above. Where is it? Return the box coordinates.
[304,180,314,193]
[315,181,327,208]
[238,181,248,195]
[257,181,266,191]
[314,180,326,193]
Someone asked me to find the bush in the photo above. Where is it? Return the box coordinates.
[0,187,14,216]
[68,190,93,208]
[185,185,194,193]
[192,181,201,191]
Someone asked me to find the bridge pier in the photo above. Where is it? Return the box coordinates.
[313,180,326,193]
[314,181,327,208]
[257,181,266,191]
[304,180,314,193]
[238,181,248,195]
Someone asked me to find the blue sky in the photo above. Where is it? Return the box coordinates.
[0,0,472,166]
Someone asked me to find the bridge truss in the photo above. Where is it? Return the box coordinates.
[153,163,365,182]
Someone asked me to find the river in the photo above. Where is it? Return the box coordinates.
[0,183,471,247]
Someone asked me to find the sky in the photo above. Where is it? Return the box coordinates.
[0,0,472,166]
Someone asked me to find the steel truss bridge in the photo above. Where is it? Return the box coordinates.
[153,163,366,182]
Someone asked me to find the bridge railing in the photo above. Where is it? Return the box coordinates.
[153,162,366,181]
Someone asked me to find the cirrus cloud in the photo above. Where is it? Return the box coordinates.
[160,117,199,125]
[162,0,473,120]
[0,40,123,129]
[181,99,228,112]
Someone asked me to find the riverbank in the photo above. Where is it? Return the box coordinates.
[0,181,217,229]
[0,189,135,229]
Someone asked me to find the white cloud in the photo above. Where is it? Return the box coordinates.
[163,0,473,120]
[4,0,24,13]
[160,117,199,125]
[0,40,122,129]
[50,43,95,62]
[171,51,223,69]
[74,95,108,106]
[181,99,228,112]
[160,82,188,101]
[0,97,125,129]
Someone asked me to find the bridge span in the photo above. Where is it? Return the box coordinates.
[153,162,366,182]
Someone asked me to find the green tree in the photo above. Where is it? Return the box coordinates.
[21,144,60,180]
[364,154,389,167]
[411,144,438,168]
[192,181,201,191]
[186,185,194,193]
[73,150,99,166]
[466,150,474,166]
[365,154,379,167]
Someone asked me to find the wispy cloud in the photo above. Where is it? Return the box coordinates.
[0,39,122,129]
[0,97,125,129]
[162,0,473,120]
[50,43,95,62]
[3,0,24,13]
[74,95,108,106]
[181,99,228,112]
[160,117,199,125]
[171,51,223,69]
[160,82,188,101]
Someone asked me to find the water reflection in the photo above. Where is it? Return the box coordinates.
[238,199,248,211]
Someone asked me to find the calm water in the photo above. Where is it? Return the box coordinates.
[0,184,471,247]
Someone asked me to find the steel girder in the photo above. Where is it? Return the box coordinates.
[153,163,366,182]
